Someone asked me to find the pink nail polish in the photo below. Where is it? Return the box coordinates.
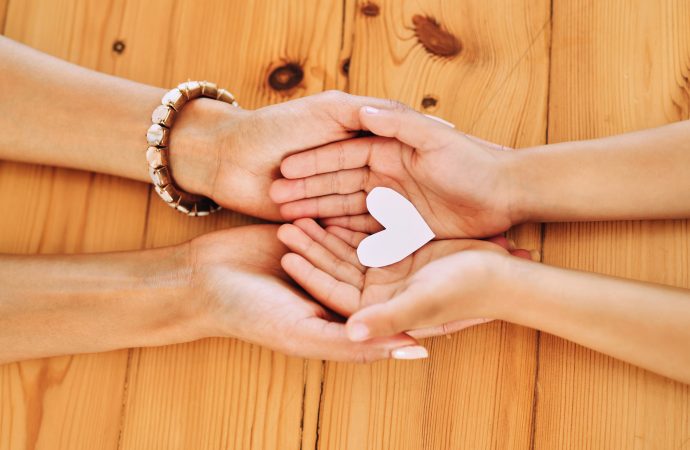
[362,106,380,115]
[392,345,429,360]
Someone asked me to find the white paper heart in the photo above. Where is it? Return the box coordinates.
[356,187,435,268]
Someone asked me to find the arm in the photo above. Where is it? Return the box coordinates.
[510,120,690,223]
[0,245,198,363]
[0,35,403,220]
[345,252,690,384]
[0,225,416,364]
[271,106,690,236]
[0,35,217,195]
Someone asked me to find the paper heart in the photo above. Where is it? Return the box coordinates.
[357,187,435,268]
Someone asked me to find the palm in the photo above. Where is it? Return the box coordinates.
[357,239,493,310]
[358,137,512,238]
[277,219,509,321]
[272,134,513,239]
[190,225,414,361]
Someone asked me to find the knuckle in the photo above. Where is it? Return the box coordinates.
[386,99,410,113]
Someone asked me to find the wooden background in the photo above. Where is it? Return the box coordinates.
[0,0,688,448]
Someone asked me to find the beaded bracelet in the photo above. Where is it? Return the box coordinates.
[146,81,239,216]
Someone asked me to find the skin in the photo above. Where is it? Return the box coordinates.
[0,36,406,221]
[271,104,690,232]
[0,225,416,364]
[270,105,690,383]
[276,218,533,339]
[346,251,690,384]
[0,36,422,362]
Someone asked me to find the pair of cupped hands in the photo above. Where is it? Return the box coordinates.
[176,91,535,362]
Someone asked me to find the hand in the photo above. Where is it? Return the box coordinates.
[269,104,522,238]
[188,224,422,362]
[344,249,525,342]
[275,218,535,340]
[172,91,404,221]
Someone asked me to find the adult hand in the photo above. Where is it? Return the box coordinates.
[188,224,422,361]
[171,91,403,221]
[275,218,535,340]
[269,104,524,238]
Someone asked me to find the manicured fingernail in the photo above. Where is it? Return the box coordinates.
[530,250,541,261]
[347,322,370,341]
[362,106,380,115]
[392,345,429,360]
[424,114,456,128]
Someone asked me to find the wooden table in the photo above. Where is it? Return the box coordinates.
[1,0,688,448]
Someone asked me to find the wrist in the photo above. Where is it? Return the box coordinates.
[502,147,544,225]
[487,254,540,322]
[167,98,242,199]
[121,243,211,348]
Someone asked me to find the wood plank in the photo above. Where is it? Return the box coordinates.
[0,0,148,449]
[315,1,551,448]
[536,0,690,448]
[0,0,8,33]
[115,1,345,449]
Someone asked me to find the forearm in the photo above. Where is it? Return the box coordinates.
[0,36,222,196]
[0,245,206,363]
[508,121,690,222]
[497,259,690,383]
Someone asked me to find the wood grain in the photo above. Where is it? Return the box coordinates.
[537,0,690,448]
[1,0,689,449]
[0,0,148,448]
[314,1,550,449]
[0,0,8,33]
[111,1,345,449]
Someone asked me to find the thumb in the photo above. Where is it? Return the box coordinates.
[358,105,457,152]
[346,287,433,341]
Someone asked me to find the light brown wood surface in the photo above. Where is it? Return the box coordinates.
[0,1,688,449]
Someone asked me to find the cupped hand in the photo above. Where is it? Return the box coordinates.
[173,91,405,221]
[188,224,420,362]
[270,104,522,238]
[344,248,530,342]
[276,218,534,340]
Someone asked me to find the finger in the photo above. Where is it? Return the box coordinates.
[346,286,440,341]
[281,253,360,316]
[408,318,494,339]
[278,224,363,286]
[324,226,369,248]
[279,192,367,220]
[270,168,371,203]
[280,138,378,179]
[292,317,426,362]
[359,105,457,152]
[424,114,456,128]
[321,214,383,234]
[294,218,364,271]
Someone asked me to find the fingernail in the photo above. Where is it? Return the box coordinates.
[424,114,456,128]
[347,322,370,341]
[530,250,541,261]
[362,106,380,115]
[392,345,429,360]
